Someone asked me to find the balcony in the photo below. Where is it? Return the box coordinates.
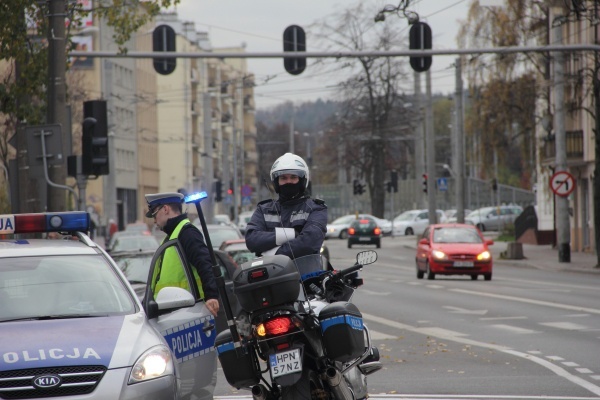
[540,129,584,165]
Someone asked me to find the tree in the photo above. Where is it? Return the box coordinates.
[0,0,179,211]
[310,2,411,218]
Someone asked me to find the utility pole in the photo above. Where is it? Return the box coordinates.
[413,70,426,209]
[47,0,68,211]
[425,69,437,223]
[553,15,570,263]
[453,58,465,223]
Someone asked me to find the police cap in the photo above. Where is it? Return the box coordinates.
[145,192,184,217]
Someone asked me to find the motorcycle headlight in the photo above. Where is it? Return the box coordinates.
[128,345,174,384]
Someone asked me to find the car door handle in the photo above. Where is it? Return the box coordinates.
[203,323,215,332]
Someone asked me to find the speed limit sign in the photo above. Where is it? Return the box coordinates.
[550,171,575,197]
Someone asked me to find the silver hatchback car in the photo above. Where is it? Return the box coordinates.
[465,205,523,232]
[0,211,217,399]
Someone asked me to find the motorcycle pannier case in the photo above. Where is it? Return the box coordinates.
[215,330,260,389]
[318,301,365,362]
[233,255,301,312]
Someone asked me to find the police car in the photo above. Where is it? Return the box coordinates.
[0,211,217,399]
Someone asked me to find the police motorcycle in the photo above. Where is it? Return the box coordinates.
[215,250,382,400]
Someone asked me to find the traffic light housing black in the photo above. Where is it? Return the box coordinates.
[353,179,359,195]
[215,180,223,202]
[390,170,398,193]
[283,25,306,75]
[153,24,177,75]
[82,100,109,176]
[409,21,432,73]
[386,181,392,193]
[422,173,428,193]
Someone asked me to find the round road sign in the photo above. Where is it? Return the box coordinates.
[550,171,575,197]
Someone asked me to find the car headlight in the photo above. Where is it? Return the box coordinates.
[432,250,447,260]
[129,345,174,384]
[477,251,491,261]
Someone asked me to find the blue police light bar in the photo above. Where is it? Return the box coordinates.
[0,212,90,234]
[184,191,208,204]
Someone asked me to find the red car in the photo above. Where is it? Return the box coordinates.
[415,223,493,281]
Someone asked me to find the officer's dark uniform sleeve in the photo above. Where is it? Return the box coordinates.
[245,203,278,255]
[179,225,219,300]
[277,201,327,259]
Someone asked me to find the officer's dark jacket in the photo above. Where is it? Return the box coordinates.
[162,213,219,300]
[245,196,327,259]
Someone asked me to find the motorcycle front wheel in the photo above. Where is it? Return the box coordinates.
[280,369,327,400]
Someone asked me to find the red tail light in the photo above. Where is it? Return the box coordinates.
[265,316,293,335]
[348,227,356,235]
[374,227,381,235]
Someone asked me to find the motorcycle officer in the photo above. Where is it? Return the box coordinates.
[245,153,327,259]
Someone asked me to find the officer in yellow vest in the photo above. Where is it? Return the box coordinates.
[145,192,220,317]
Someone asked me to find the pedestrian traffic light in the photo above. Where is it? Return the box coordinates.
[391,170,398,193]
[422,173,428,193]
[353,179,360,195]
[215,180,223,202]
[153,24,177,75]
[283,25,306,75]
[82,100,109,176]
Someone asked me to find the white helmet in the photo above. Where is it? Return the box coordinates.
[270,153,310,194]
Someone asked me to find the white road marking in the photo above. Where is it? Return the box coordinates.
[490,324,539,334]
[577,368,594,374]
[592,375,600,380]
[450,288,600,315]
[426,285,444,289]
[480,316,527,321]
[546,356,565,361]
[370,329,398,340]
[527,350,543,355]
[563,361,581,367]
[443,306,488,315]
[540,322,589,330]
[362,289,391,296]
[361,312,600,396]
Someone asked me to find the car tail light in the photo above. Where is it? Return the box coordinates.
[374,227,382,235]
[348,227,356,235]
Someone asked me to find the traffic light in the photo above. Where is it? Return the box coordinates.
[215,180,223,202]
[353,179,360,195]
[491,178,498,191]
[422,173,428,193]
[153,24,177,75]
[358,183,365,195]
[386,181,392,193]
[82,100,109,176]
[409,21,432,73]
[228,181,234,196]
[391,170,398,193]
[283,25,306,75]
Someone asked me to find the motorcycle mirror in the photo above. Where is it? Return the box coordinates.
[356,250,377,265]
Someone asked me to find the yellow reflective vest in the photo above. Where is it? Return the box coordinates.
[151,218,204,299]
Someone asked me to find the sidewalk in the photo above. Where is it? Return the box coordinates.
[490,240,600,274]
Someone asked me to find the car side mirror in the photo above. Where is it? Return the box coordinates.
[486,239,494,245]
[418,238,429,245]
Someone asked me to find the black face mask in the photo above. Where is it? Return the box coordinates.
[279,182,302,200]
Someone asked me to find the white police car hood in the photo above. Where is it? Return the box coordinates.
[1,313,161,371]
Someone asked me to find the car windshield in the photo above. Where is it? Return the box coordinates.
[394,211,419,222]
[432,227,483,243]
[331,215,356,225]
[110,235,160,253]
[207,227,242,248]
[0,255,136,321]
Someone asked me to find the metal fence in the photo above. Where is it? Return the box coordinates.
[312,177,535,221]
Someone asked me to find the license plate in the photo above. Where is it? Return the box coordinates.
[359,237,371,241]
[269,348,302,378]
[453,261,474,267]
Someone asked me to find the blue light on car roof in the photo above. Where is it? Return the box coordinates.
[184,191,208,203]
[0,212,90,234]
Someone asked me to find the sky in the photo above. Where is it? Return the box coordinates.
[172,0,473,110]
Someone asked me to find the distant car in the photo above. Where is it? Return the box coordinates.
[444,209,472,223]
[237,211,254,235]
[415,223,493,281]
[107,233,160,254]
[219,239,257,266]
[347,218,382,248]
[326,214,390,239]
[201,223,244,249]
[124,221,151,235]
[213,214,236,228]
[392,209,446,236]
[465,205,523,232]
